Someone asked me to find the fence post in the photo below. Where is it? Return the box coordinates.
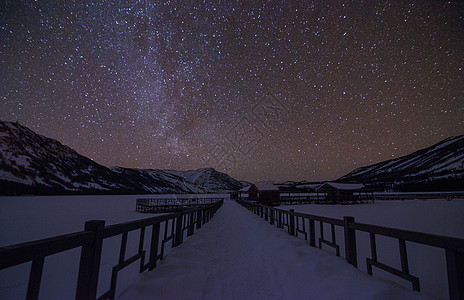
[446,249,464,300]
[309,219,316,247]
[174,214,183,247]
[344,216,357,268]
[148,223,160,271]
[270,209,275,225]
[196,210,202,229]
[289,210,295,236]
[26,258,44,300]
[187,212,195,236]
[76,220,105,300]
[265,207,269,221]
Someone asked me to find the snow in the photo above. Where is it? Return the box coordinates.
[344,135,464,181]
[0,195,166,299]
[282,200,464,299]
[238,185,251,192]
[1,196,461,299]
[317,182,365,191]
[0,194,229,299]
[0,170,31,184]
[253,181,279,191]
[118,201,428,300]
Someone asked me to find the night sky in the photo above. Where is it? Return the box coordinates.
[1,1,463,182]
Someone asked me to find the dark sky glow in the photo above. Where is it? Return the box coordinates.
[1,1,463,182]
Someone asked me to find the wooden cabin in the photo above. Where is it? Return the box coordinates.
[316,182,372,203]
[239,181,280,205]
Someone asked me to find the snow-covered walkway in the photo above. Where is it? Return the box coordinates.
[118,201,428,300]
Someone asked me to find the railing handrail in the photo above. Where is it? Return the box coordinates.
[0,231,94,269]
[272,206,345,225]
[103,213,177,238]
[352,222,464,251]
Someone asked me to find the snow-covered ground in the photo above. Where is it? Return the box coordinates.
[118,200,430,300]
[0,194,227,299]
[0,196,462,299]
[282,199,464,299]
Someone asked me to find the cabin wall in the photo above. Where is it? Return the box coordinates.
[258,190,280,204]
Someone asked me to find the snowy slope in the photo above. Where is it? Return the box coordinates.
[0,120,135,194]
[339,135,464,189]
[0,120,244,195]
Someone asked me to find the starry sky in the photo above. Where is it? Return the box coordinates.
[1,1,464,182]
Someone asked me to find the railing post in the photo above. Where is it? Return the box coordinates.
[270,208,275,225]
[173,214,183,247]
[76,220,105,300]
[207,208,211,221]
[289,210,295,236]
[202,209,207,224]
[446,249,464,300]
[265,207,269,221]
[344,216,357,268]
[148,223,160,271]
[187,212,195,236]
[309,219,316,247]
[26,258,44,300]
[196,210,202,229]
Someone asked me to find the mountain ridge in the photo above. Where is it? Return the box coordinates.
[0,120,245,195]
[338,135,464,191]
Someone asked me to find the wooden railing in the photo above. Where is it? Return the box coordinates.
[136,197,224,213]
[0,200,223,300]
[372,192,464,201]
[239,191,464,205]
[237,200,464,300]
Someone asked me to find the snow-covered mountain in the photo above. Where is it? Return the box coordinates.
[165,168,245,193]
[0,120,244,195]
[110,167,208,194]
[339,135,464,191]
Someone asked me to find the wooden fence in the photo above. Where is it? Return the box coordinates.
[236,200,464,300]
[241,191,464,205]
[372,192,464,201]
[136,197,224,213]
[0,200,223,300]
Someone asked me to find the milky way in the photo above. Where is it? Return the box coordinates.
[1,1,463,182]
